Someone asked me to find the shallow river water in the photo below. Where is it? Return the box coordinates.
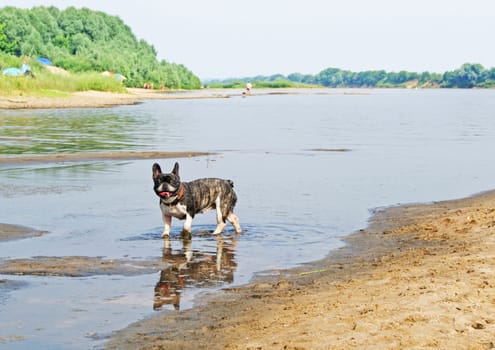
[1,89,495,349]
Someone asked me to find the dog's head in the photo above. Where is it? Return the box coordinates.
[152,162,181,203]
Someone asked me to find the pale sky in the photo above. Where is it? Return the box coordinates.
[3,0,495,79]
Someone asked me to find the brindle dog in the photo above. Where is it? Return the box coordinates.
[152,162,241,236]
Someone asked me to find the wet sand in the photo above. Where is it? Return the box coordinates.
[0,223,47,242]
[0,151,213,165]
[0,255,169,277]
[104,190,495,350]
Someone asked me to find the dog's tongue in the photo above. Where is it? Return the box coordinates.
[159,191,172,198]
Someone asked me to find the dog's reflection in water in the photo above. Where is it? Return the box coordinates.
[154,234,238,310]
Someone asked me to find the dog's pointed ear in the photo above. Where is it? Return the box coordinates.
[152,163,162,180]
[172,162,179,176]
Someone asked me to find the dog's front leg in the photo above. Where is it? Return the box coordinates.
[182,213,193,235]
[162,214,172,237]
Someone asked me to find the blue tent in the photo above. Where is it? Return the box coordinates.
[37,57,52,65]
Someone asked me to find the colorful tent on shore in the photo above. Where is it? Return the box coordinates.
[102,71,126,81]
[37,57,52,66]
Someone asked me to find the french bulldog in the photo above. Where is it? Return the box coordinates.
[152,162,241,236]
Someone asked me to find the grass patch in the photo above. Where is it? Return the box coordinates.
[0,54,126,96]
[38,89,71,98]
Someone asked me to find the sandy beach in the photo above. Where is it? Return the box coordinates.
[105,190,495,350]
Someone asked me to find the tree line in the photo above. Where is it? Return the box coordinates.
[207,63,495,89]
[0,6,201,89]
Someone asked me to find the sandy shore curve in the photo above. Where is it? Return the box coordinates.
[106,190,495,350]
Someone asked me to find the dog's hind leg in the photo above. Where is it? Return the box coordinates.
[227,212,242,234]
[213,197,227,235]
[213,222,227,235]
[213,213,227,235]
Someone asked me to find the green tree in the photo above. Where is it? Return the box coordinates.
[442,63,486,88]
[0,22,16,54]
[317,68,345,87]
[0,6,200,89]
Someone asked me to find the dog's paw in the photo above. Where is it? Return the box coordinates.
[180,229,192,239]
[213,222,227,235]
[161,230,170,237]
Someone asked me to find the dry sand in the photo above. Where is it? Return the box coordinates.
[106,190,495,350]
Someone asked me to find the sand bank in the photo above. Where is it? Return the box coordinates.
[106,190,495,349]
[0,223,47,242]
[0,255,169,277]
[0,88,230,109]
[0,151,213,165]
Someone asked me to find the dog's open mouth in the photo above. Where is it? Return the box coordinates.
[158,191,172,198]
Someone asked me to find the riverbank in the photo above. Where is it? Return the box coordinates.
[0,88,230,109]
[106,190,495,350]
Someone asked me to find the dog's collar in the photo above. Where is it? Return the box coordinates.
[176,184,185,201]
